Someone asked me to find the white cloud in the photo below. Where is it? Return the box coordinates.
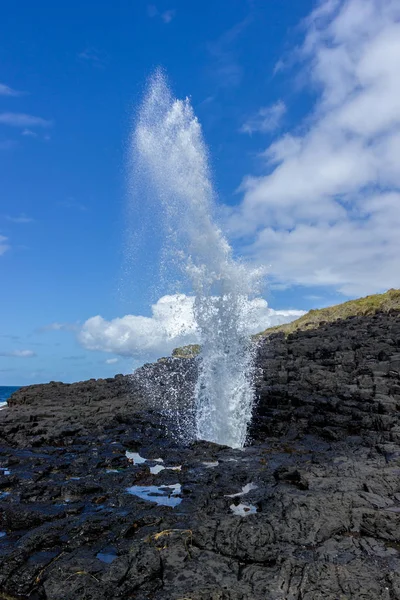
[147,4,158,17]
[6,214,34,224]
[0,140,17,151]
[105,358,119,365]
[37,322,78,333]
[58,199,88,211]
[0,113,52,128]
[21,129,38,137]
[78,294,304,358]
[207,18,250,88]
[0,235,9,256]
[78,47,109,68]
[0,349,36,358]
[0,83,22,97]
[241,101,286,134]
[161,9,175,23]
[147,5,176,23]
[228,0,400,297]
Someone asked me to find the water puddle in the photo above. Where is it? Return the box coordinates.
[28,551,59,564]
[97,550,117,564]
[0,532,6,538]
[0,468,11,476]
[126,451,147,464]
[226,483,257,498]
[126,483,182,507]
[126,451,164,464]
[150,464,165,475]
[150,465,181,475]
[202,461,219,468]
[125,451,180,475]
[230,503,257,517]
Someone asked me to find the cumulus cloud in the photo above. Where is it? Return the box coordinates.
[0,113,52,128]
[0,235,9,256]
[228,0,400,297]
[241,101,286,134]
[0,350,36,358]
[78,294,304,358]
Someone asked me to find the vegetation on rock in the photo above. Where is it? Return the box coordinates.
[172,344,201,358]
[172,289,400,356]
[254,288,400,339]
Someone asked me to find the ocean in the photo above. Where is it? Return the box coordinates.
[0,386,20,409]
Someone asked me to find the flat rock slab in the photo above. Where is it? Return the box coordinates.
[2,416,400,599]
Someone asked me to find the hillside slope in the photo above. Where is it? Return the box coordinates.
[255,288,400,339]
[172,289,400,357]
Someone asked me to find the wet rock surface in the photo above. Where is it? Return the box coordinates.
[0,311,399,599]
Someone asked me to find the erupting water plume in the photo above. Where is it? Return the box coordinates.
[130,70,260,448]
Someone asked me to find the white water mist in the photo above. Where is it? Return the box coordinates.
[131,71,259,448]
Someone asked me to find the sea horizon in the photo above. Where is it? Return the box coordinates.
[0,386,21,405]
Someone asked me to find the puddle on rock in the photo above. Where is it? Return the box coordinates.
[126,483,182,507]
[150,465,165,475]
[0,532,6,538]
[126,451,164,464]
[126,451,147,464]
[150,465,181,475]
[230,503,257,516]
[0,468,11,476]
[202,461,219,468]
[226,483,258,498]
[125,451,180,475]
[97,550,117,564]
[28,551,59,565]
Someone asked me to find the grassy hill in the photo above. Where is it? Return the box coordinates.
[172,344,201,358]
[172,289,400,358]
[253,288,400,339]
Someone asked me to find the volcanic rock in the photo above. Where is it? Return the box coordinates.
[0,310,399,599]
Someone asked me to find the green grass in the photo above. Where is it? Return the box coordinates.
[172,289,400,357]
[254,288,400,339]
[172,344,201,358]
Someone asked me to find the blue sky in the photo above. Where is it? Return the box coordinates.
[1,0,399,385]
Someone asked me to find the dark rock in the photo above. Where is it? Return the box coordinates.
[0,310,399,598]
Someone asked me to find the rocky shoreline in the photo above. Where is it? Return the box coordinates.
[0,310,400,599]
